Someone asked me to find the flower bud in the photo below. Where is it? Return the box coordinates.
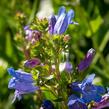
[77,48,95,72]
[59,61,73,73]
[24,58,41,68]
[63,35,70,42]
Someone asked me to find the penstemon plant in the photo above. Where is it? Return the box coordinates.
[7,6,109,109]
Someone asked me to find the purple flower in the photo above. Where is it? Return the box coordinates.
[92,88,109,109]
[24,58,41,68]
[8,68,39,102]
[59,61,73,73]
[70,74,105,103]
[68,95,88,109]
[40,100,54,109]
[92,96,109,109]
[49,6,77,34]
[77,48,95,72]
[24,26,41,44]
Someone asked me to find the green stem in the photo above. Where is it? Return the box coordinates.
[28,0,39,24]
[93,31,109,64]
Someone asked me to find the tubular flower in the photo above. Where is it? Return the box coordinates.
[70,74,105,103]
[77,48,95,72]
[7,68,39,102]
[68,95,88,109]
[49,6,77,34]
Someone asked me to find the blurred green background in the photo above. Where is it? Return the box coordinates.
[0,0,109,109]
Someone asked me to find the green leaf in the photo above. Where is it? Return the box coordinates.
[86,15,103,36]
[43,89,57,100]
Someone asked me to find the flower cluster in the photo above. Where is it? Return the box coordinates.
[68,74,105,108]
[7,6,109,109]
[49,6,77,34]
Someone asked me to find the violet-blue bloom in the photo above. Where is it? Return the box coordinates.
[70,74,105,103]
[8,68,33,83]
[49,6,77,34]
[41,100,54,109]
[8,68,39,102]
[8,77,39,92]
[68,95,87,109]
[77,48,95,72]
[24,58,41,68]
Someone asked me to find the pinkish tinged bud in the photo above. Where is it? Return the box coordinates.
[63,35,70,42]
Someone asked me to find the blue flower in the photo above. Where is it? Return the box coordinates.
[77,48,95,72]
[41,100,54,109]
[8,77,39,92]
[70,74,105,103]
[68,95,88,109]
[8,68,39,102]
[8,67,33,82]
[92,88,109,109]
[49,6,77,34]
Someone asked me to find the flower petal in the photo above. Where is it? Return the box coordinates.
[82,93,102,103]
[15,69,33,83]
[67,9,74,24]
[49,15,57,34]
[7,68,17,78]
[82,74,95,86]
[8,77,16,89]
[53,13,66,34]
[96,86,105,94]
[77,48,95,72]
[58,6,66,17]
[68,95,88,109]
[15,81,39,93]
